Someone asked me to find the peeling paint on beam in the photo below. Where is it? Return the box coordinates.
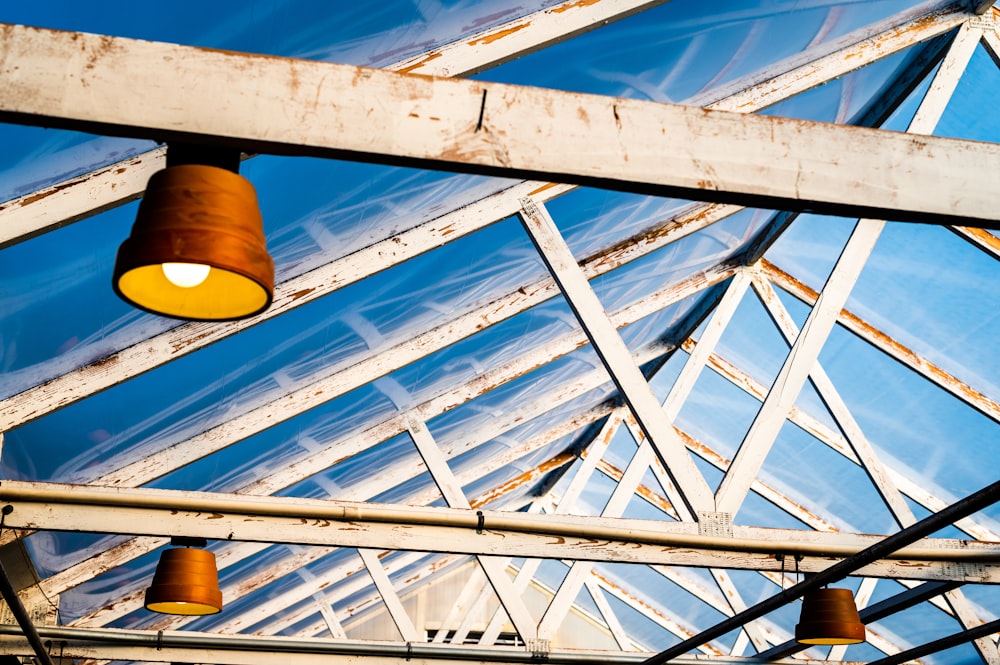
[949,225,1000,259]
[2,23,999,228]
[761,259,1000,424]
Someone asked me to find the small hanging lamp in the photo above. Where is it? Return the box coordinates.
[795,587,866,645]
[145,540,223,615]
[112,144,274,321]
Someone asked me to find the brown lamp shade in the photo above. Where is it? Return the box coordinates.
[113,164,274,321]
[795,588,866,645]
[144,547,223,615]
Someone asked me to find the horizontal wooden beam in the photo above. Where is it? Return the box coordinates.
[1,23,998,228]
[2,482,998,583]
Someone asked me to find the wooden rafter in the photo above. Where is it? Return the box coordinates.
[2,21,999,227]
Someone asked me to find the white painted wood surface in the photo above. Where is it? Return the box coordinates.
[2,22,999,227]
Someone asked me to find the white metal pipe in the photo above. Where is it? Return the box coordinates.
[0,482,995,562]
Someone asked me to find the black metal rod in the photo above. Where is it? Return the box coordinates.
[866,618,1000,665]
[749,580,963,662]
[0,558,57,665]
[642,478,1000,665]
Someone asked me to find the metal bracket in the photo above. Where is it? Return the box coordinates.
[943,561,989,581]
[969,15,995,30]
[519,197,541,219]
[697,511,734,538]
[528,638,550,659]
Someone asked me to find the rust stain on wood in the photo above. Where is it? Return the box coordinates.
[551,0,602,13]
[468,22,531,46]
[396,52,442,75]
[761,259,1000,419]
[528,182,560,196]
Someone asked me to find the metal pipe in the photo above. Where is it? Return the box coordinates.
[1,481,995,562]
[0,518,56,665]
[0,623,678,665]
[866,617,1000,665]
[641,478,1000,665]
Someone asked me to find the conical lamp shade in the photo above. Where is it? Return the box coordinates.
[113,164,274,321]
[145,547,223,615]
[795,588,866,645]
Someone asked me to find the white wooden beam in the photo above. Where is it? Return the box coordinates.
[2,24,999,228]
[983,21,1000,65]
[356,548,421,642]
[585,580,633,651]
[750,274,917,528]
[716,219,884,515]
[0,1,966,251]
[0,0,658,250]
[0,178,571,433]
[518,197,716,516]
[389,0,669,78]
[949,225,1000,260]
[408,420,539,642]
[909,21,983,133]
[699,1,971,112]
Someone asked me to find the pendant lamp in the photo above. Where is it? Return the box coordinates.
[795,587,866,645]
[112,145,274,321]
[145,543,223,615]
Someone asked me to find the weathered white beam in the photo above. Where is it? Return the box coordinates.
[661,272,751,423]
[315,595,347,640]
[909,21,983,133]
[4,482,998,582]
[1,1,966,250]
[585,580,633,651]
[0,178,571,433]
[761,259,1000,426]
[751,274,917,527]
[390,0,669,78]
[699,1,971,112]
[518,197,716,516]
[409,420,539,642]
[0,0,660,247]
[3,24,999,228]
[0,147,166,249]
[984,21,1000,65]
[356,548,421,642]
[941,587,1000,665]
[537,444,655,639]
[949,225,1000,260]
[716,219,885,515]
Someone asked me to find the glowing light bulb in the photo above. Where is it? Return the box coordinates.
[162,262,211,288]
